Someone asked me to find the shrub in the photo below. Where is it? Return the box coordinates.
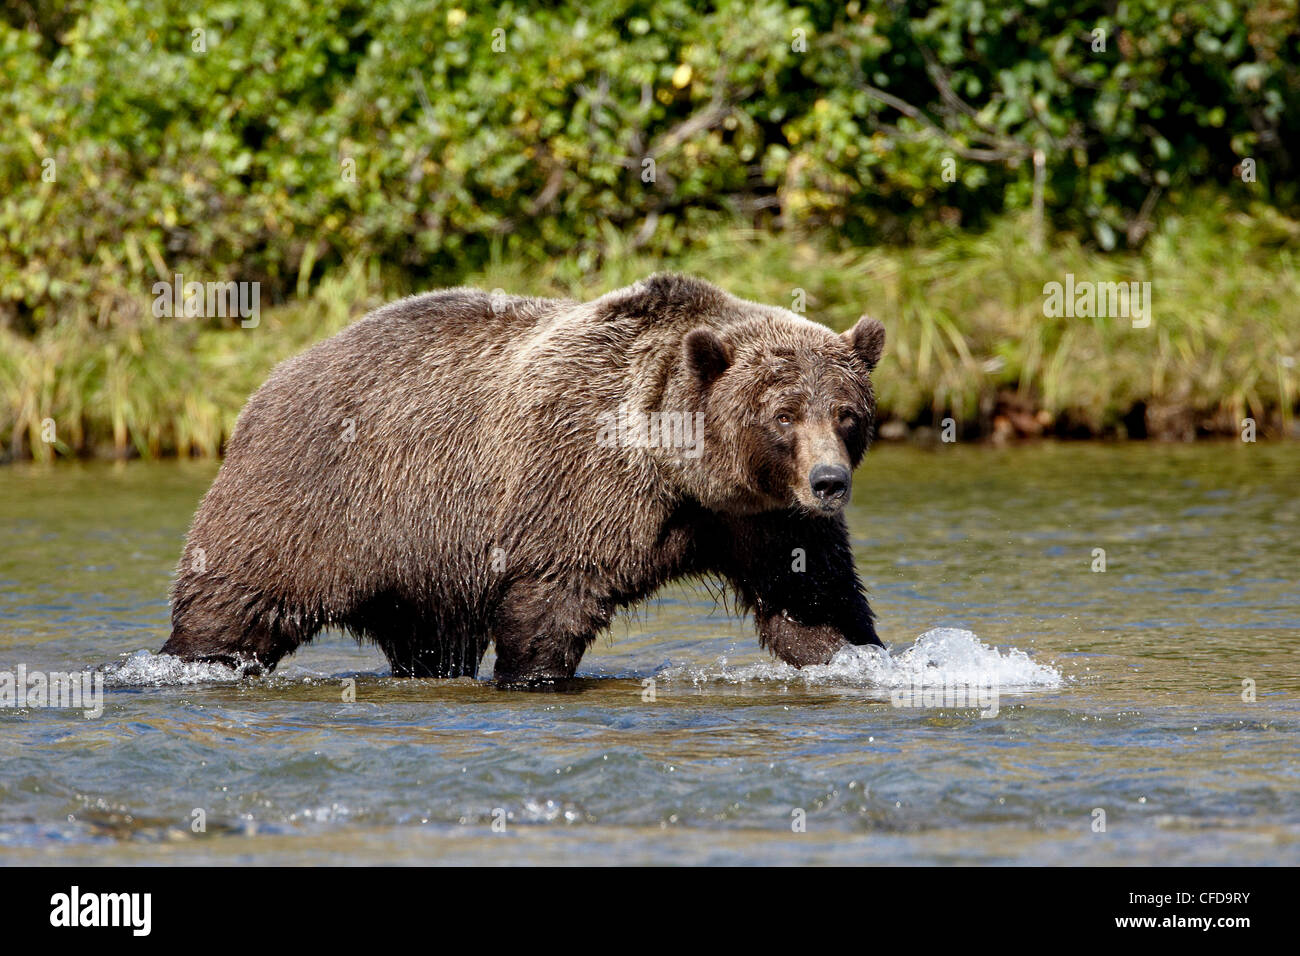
[1,0,1295,330]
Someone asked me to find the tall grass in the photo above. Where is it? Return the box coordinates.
[2,200,1297,461]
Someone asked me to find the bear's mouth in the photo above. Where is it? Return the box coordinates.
[790,492,847,516]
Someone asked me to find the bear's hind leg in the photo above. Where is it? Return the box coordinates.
[489,581,608,686]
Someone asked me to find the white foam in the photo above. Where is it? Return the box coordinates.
[100,650,255,686]
[658,628,1064,689]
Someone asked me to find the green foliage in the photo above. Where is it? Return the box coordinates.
[1,0,1296,328]
[3,201,1297,460]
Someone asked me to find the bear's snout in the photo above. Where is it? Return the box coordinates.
[809,463,851,507]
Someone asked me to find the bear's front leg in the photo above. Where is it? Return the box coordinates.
[717,510,881,667]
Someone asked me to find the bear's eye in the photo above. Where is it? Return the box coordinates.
[838,407,857,425]
[775,413,794,427]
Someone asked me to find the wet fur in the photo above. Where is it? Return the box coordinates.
[161,274,886,683]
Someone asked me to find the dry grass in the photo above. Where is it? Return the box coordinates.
[3,200,1297,460]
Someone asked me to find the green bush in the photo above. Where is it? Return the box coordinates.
[3,200,1297,460]
[1,0,1296,330]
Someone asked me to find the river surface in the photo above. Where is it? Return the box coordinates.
[1,443,1296,865]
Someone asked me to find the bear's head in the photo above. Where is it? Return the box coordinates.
[682,312,886,516]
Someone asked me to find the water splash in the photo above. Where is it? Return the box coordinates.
[99,629,1063,692]
[658,627,1064,689]
[100,650,255,686]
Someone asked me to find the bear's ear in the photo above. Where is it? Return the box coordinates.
[683,327,732,387]
[843,315,886,372]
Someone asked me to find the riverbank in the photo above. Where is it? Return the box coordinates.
[2,201,1297,461]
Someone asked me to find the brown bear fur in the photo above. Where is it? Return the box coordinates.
[160,274,887,684]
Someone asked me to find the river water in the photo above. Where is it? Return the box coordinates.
[1,443,1296,864]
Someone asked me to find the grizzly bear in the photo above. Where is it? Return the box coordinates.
[160,274,887,684]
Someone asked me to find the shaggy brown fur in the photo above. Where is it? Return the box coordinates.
[160,274,887,684]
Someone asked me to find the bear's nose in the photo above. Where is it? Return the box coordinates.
[809,464,850,502]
